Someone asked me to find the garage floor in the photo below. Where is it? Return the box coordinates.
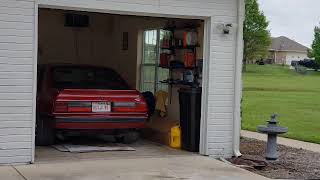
[35,140,193,163]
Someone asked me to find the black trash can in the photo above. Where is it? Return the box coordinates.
[178,87,202,152]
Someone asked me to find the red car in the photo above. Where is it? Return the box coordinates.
[36,64,148,145]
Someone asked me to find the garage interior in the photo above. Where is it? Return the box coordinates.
[36,8,204,162]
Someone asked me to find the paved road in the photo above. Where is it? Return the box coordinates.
[1,156,268,180]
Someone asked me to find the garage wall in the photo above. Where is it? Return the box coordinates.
[38,9,114,67]
[0,0,35,164]
[0,0,244,164]
[38,9,167,88]
[109,15,166,88]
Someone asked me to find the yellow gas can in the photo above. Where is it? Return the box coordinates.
[169,125,181,149]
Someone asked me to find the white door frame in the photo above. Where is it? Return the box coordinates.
[32,1,212,163]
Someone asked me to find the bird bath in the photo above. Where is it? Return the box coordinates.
[257,114,288,160]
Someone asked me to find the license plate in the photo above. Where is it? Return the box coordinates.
[92,102,111,112]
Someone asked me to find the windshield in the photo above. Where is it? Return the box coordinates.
[52,66,130,90]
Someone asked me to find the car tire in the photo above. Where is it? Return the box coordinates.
[35,115,55,146]
[122,131,140,144]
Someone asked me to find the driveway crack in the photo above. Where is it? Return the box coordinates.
[12,166,27,180]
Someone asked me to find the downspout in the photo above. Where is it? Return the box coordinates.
[233,0,244,157]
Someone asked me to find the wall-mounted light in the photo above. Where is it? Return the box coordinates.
[223,24,233,34]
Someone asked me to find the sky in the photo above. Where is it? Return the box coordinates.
[258,0,320,47]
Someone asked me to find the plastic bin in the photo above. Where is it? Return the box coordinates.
[178,87,202,152]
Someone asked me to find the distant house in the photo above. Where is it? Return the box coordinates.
[268,36,309,65]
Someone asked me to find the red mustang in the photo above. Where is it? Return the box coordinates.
[36,64,148,145]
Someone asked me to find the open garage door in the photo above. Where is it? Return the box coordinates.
[36,8,205,163]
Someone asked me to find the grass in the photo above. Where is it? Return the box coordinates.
[242,64,320,144]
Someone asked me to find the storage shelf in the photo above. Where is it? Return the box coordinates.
[160,80,196,86]
[161,45,200,50]
[159,65,197,70]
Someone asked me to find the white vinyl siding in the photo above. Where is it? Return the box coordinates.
[0,0,243,163]
[0,0,34,164]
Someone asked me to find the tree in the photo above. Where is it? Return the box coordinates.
[310,26,320,63]
[243,0,271,72]
[307,49,313,59]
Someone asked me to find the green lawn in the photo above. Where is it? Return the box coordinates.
[242,64,320,144]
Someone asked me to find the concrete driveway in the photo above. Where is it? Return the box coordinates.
[1,156,268,180]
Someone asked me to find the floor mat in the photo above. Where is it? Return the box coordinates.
[52,144,135,153]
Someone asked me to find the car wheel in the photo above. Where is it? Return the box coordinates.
[35,114,55,146]
[122,131,140,144]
